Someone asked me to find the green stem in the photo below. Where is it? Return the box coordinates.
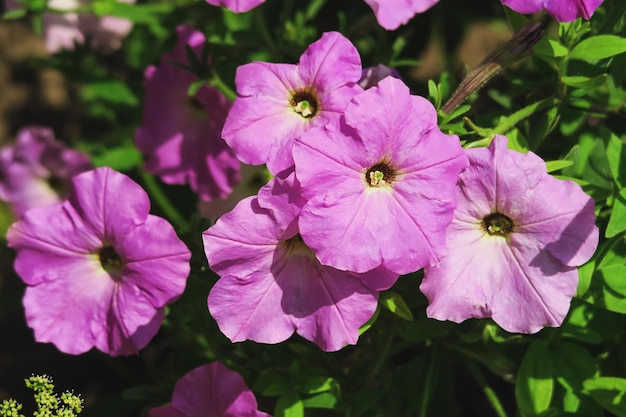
[442,22,544,114]
[253,10,278,58]
[211,71,237,102]
[363,320,397,388]
[492,97,560,135]
[546,309,570,349]
[465,360,509,417]
[139,171,189,230]
[417,343,438,417]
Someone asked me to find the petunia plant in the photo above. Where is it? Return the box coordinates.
[1,0,626,416]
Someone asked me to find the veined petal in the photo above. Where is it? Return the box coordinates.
[363,0,440,30]
[299,32,362,95]
[23,261,114,354]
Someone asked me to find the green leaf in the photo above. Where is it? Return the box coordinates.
[440,104,471,124]
[359,305,379,335]
[301,392,340,410]
[93,1,174,23]
[576,258,594,297]
[303,0,326,21]
[563,133,613,189]
[585,264,626,313]
[504,5,529,32]
[253,371,289,396]
[428,79,440,109]
[563,302,603,344]
[550,342,597,392]
[516,341,554,417]
[90,143,142,171]
[397,317,454,343]
[80,81,138,106]
[560,74,608,89]
[505,128,529,152]
[545,160,574,173]
[561,389,604,415]
[380,291,414,321]
[607,189,626,238]
[603,128,626,188]
[295,376,337,395]
[534,37,568,58]
[275,392,304,417]
[569,35,626,61]
[583,377,626,417]
[2,8,27,19]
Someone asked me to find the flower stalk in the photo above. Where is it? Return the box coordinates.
[442,22,545,114]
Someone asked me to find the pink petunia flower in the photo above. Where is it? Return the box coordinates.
[4,0,136,53]
[135,25,241,202]
[204,0,265,13]
[7,167,191,356]
[420,136,599,334]
[294,77,468,275]
[147,362,270,417]
[500,0,604,22]
[363,0,441,30]
[0,126,92,217]
[203,173,397,352]
[221,31,363,175]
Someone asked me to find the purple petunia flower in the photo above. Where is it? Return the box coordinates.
[204,0,265,13]
[203,173,397,351]
[147,362,270,417]
[420,136,599,334]
[500,0,604,22]
[7,167,191,356]
[135,25,241,202]
[221,31,363,175]
[363,0,441,30]
[358,64,403,90]
[294,77,468,275]
[0,126,92,217]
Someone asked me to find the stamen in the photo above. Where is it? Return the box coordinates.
[365,162,396,187]
[98,246,124,279]
[291,90,318,118]
[481,212,514,237]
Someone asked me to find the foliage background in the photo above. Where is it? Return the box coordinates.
[0,0,625,416]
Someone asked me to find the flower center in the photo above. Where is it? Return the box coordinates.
[481,212,514,237]
[98,245,124,279]
[365,162,396,187]
[291,90,318,118]
[46,175,69,195]
[188,96,204,110]
[283,234,316,260]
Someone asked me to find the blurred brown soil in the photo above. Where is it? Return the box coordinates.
[410,20,512,82]
[0,19,71,143]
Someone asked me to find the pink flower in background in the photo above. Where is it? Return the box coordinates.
[7,167,190,356]
[135,25,240,202]
[294,77,468,275]
[147,362,270,417]
[363,0,440,30]
[204,0,266,13]
[421,136,599,334]
[4,0,136,53]
[203,173,397,351]
[0,126,91,217]
[222,31,363,175]
[501,0,603,22]
[203,0,440,30]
